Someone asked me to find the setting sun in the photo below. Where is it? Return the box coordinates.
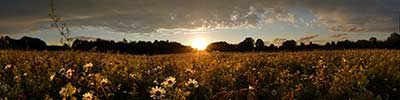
[191,38,208,50]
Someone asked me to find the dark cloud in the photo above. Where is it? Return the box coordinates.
[298,34,318,42]
[300,0,400,32]
[0,0,399,34]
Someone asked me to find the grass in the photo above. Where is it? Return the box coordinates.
[0,50,399,100]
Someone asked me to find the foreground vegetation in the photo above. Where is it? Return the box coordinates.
[0,50,399,100]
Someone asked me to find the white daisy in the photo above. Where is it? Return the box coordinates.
[161,76,176,88]
[65,68,74,79]
[82,92,94,100]
[150,86,166,100]
[100,78,109,85]
[185,79,199,88]
[4,64,11,69]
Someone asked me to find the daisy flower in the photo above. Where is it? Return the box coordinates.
[4,64,11,69]
[82,92,94,100]
[65,68,74,79]
[161,76,176,88]
[149,86,166,99]
[83,63,93,72]
[100,78,109,85]
[185,79,199,88]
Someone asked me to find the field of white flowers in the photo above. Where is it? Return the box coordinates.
[0,50,399,100]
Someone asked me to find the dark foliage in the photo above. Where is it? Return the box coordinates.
[71,39,193,54]
[0,36,46,50]
[2,32,400,54]
[207,32,400,52]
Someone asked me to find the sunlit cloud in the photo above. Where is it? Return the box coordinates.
[0,0,399,38]
[298,34,319,42]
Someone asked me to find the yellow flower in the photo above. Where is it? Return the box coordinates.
[50,74,55,81]
[150,86,166,100]
[248,85,255,91]
[4,64,11,69]
[82,92,94,100]
[59,83,76,97]
[100,78,109,85]
[185,79,199,88]
[161,76,176,88]
[83,63,93,72]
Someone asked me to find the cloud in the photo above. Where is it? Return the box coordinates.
[299,0,400,32]
[71,36,98,40]
[271,38,287,45]
[330,33,348,39]
[0,0,399,35]
[298,34,318,42]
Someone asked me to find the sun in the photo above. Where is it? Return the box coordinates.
[191,38,208,50]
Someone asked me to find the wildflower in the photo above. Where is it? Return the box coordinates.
[153,79,159,85]
[58,68,65,74]
[271,89,277,95]
[82,92,94,100]
[150,86,166,100]
[185,79,199,88]
[161,76,176,88]
[65,68,74,79]
[59,83,76,97]
[248,85,255,91]
[185,68,195,74]
[14,75,19,80]
[100,78,109,85]
[83,63,93,72]
[4,64,11,69]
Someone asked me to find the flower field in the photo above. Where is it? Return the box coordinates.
[0,50,399,100]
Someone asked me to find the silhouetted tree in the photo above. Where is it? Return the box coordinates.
[267,44,278,51]
[206,41,236,52]
[255,39,265,51]
[71,38,192,54]
[306,42,321,50]
[238,37,255,51]
[299,42,306,50]
[384,32,400,49]
[336,40,354,49]
[281,40,297,51]
[0,36,46,50]
[4,31,400,54]
[369,37,378,48]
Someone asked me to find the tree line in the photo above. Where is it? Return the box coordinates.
[0,36,193,54]
[206,32,400,52]
[1,32,400,54]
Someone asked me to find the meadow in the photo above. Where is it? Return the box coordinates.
[0,50,399,100]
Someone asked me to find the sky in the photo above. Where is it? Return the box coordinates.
[1,0,400,46]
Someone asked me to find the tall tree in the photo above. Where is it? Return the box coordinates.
[255,39,265,51]
[238,37,255,51]
[281,40,297,51]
